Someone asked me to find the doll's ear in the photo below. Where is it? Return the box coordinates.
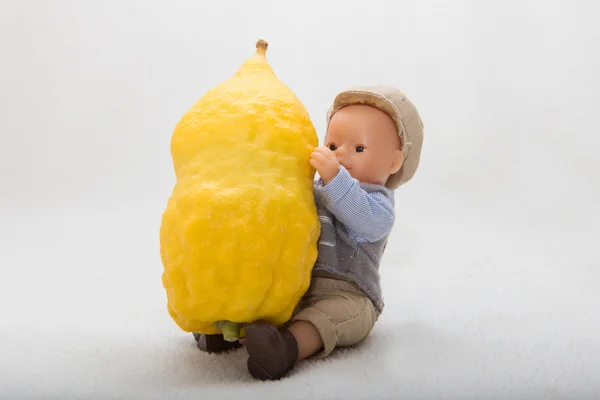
[390,149,403,174]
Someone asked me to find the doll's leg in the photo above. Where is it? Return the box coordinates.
[288,320,323,360]
[193,332,241,354]
[288,278,377,359]
[243,285,315,380]
[244,277,377,380]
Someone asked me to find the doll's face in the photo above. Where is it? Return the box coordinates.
[325,105,403,186]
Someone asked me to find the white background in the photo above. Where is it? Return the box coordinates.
[1,0,599,399]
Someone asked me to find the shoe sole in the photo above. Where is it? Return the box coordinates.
[245,322,288,380]
[195,333,241,354]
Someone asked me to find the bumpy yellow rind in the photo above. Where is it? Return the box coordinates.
[160,40,320,335]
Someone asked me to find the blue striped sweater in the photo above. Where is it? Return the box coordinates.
[311,165,395,313]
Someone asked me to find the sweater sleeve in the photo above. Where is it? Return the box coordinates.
[314,166,395,242]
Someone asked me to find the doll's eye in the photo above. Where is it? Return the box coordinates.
[355,145,365,153]
[328,143,337,151]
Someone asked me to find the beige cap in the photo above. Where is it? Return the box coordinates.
[326,85,424,189]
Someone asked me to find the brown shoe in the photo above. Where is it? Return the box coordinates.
[193,332,241,354]
[245,321,299,380]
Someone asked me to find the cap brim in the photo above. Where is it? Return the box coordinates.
[328,90,406,146]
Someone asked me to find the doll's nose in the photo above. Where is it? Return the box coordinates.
[335,150,350,168]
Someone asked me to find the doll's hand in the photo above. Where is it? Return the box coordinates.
[310,146,340,185]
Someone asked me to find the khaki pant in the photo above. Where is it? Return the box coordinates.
[288,276,378,358]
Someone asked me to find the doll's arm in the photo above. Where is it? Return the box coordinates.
[315,166,395,242]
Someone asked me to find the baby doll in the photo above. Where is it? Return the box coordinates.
[195,85,424,380]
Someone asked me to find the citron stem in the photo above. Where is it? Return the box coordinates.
[216,320,242,342]
[256,39,268,55]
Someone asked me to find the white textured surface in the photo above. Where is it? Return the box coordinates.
[1,206,598,399]
[1,0,599,398]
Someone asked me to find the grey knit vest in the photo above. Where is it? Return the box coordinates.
[311,182,393,313]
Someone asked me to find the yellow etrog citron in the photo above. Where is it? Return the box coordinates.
[159,40,320,339]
